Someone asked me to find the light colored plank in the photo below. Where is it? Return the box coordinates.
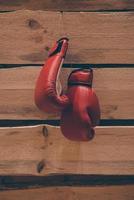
[0,185,134,200]
[0,125,133,175]
[0,67,134,119]
[0,0,134,11]
[0,11,134,64]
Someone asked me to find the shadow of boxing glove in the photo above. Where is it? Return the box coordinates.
[34,38,70,113]
[60,68,101,141]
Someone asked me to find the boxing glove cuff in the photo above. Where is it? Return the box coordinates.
[68,68,93,87]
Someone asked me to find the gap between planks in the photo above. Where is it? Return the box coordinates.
[0,119,134,127]
[0,175,134,190]
[0,0,134,11]
[0,63,134,69]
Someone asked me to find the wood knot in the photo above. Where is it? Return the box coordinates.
[45,46,50,51]
[37,160,45,173]
[42,126,49,137]
[44,29,47,33]
[27,19,41,30]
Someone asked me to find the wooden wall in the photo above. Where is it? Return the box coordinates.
[0,0,134,199]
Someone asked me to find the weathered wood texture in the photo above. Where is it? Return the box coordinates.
[1,185,134,200]
[0,67,134,119]
[0,11,134,64]
[0,125,133,175]
[0,0,134,11]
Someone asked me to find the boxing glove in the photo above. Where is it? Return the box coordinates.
[34,38,100,141]
[34,38,70,113]
[60,68,100,141]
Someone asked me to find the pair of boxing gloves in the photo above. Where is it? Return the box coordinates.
[34,38,100,141]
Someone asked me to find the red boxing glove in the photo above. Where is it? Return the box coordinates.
[34,38,100,141]
[61,68,100,141]
[34,38,69,113]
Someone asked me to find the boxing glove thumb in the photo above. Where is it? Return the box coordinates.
[34,38,70,113]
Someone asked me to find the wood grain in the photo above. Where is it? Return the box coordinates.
[0,0,134,11]
[0,11,134,64]
[0,125,134,175]
[0,185,134,199]
[0,67,134,119]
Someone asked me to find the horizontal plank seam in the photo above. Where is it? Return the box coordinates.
[0,119,134,127]
[0,9,134,13]
[0,10,15,13]
[0,175,134,190]
[0,64,134,69]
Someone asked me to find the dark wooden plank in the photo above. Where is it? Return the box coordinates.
[0,11,134,64]
[0,67,134,119]
[0,0,134,11]
[0,125,133,175]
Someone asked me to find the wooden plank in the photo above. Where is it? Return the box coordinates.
[0,125,133,175]
[0,185,134,199]
[0,11,134,64]
[0,67,134,119]
[0,0,134,11]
